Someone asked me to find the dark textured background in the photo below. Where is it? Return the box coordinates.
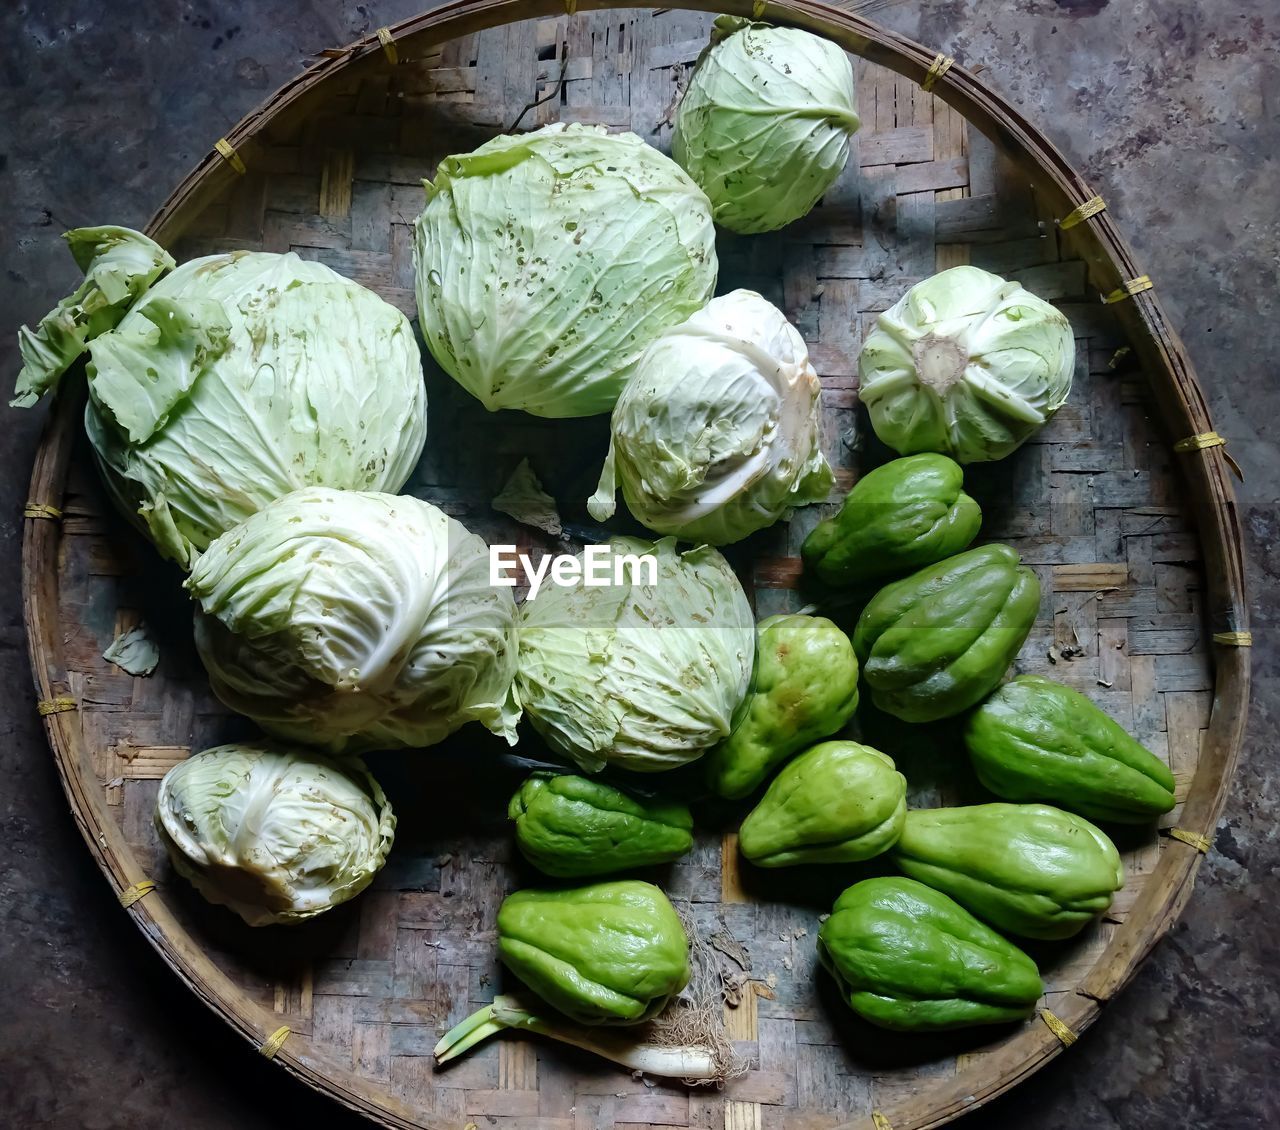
[1,2,1275,1127]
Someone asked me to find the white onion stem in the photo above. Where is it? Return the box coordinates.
[433,994,720,1080]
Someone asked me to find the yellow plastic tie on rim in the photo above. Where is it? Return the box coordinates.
[921,52,954,93]
[1174,431,1225,453]
[564,0,578,15]
[259,1025,291,1059]
[1059,195,1106,230]
[119,880,157,908]
[872,1113,894,1130]
[376,26,398,65]
[752,0,767,18]
[1173,431,1244,480]
[37,696,77,717]
[1039,1009,1077,1047]
[1168,827,1212,853]
[1212,631,1253,647]
[1102,275,1153,304]
[214,138,246,175]
[24,502,62,520]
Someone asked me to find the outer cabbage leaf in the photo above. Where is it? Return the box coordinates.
[516,536,755,772]
[672,17,859,234]
[102,624,159,676]
[493,457,563,537]
[186,488,521,752]
[154,741,394,926]
[414,122,717,418]
[858,266,1074,463]
[589,289,833,544]
[12,226,174,407]
[83,251,427,568]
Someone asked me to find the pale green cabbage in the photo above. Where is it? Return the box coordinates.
[672,17,859,234]
[516,537,755,773]
[12,226,174,408]
[155,742,394,926]
[414,122,718,418]
[858,266,1075,463]
[54,250,425,569]
[187,488,521,752]
[589,289,833,545]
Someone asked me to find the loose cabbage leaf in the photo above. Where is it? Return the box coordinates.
[493,458,563,537]
[12,226,174,407]
[102,624,160,677]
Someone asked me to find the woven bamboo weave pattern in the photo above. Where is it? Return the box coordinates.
[38,8,1220,1129]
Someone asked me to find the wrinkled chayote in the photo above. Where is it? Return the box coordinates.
[966,675,1176,823]
[738,741,906,867]
[497,881,690,1024]
[802,454,981,588]
[704,614,859,800]
[509,773,694,878]
[817,877,1044,1030]
[853,543,1040,722]
[892,803,1125,940]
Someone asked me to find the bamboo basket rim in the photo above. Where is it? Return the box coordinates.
[20,3,1250,1128]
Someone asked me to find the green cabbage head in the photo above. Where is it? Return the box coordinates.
[517,537,755,772]
[589,289,833,544]
[32,249,426,569]
[673,16,859,234]
[414,122,717,418]
[859,266,1075,464]
[187,487,521,752]
[155,741,394,926]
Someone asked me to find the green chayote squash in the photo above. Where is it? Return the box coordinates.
[892,803,1125,940]
[497,881,690,1025]
[965,675,1176,823]
[817,877,1044,1030]
[802,454,982,588]
[509,773,694,878]
[704,614,859,800]
[853,544,1040,722]
[738,741,906,866]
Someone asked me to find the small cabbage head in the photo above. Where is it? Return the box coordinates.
[414,122,718,418]
[673,17,859,234]
[517,537,755,773]
[47,249,426,569]
[858,266,1075,464]
[155,741,395,926]
[589,290,833,544]
[187,488,521,752]
[12,226,174,408]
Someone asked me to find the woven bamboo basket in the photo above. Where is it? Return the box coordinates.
[21,2,1250,1127]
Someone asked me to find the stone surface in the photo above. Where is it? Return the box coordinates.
[0,1,1276,1127]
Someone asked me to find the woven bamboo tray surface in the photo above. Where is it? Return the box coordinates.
[23,4,1249,1129]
